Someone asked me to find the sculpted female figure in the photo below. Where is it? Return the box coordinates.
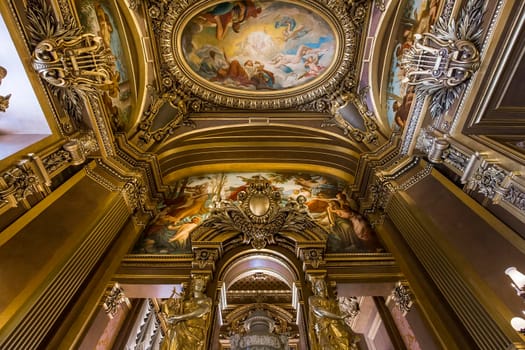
[160,277,212,350]
[308,278,360,350]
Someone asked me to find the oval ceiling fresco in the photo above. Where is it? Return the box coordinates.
[160,0,357,109]
[181,1,336,91]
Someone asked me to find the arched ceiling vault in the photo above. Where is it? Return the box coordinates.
[156,123,362,184]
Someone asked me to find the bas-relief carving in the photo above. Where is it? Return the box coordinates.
[132,172,384,255]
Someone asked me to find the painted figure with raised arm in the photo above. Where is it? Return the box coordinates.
[160,276,212,350]
[308,277,360,350]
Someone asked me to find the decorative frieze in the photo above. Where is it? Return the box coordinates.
[468,162,508,200]
[503,185,525,212]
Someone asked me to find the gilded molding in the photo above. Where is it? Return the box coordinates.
[149,0,368,110]
[0,195,130,349]
[387,192,518,349]
[416,128,525,222]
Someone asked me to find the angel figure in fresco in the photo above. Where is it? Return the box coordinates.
[299,53,325,79]
[199,1,262,40]
[274,16,310,41]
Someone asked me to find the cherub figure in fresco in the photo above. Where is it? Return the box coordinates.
[299,54,325,79]
[199,1,262,40]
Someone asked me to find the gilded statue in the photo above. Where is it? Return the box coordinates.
[160,277,212,350]
[308,278,360,350]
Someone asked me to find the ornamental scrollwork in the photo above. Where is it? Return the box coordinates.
[323,86,380,145]
[469,162,508,200]
[0,154,51,209]
[400,0,484,118]
[123,178,149,214]
[503,185,525,212]
[32,34,119,94]
[391,281,413,315]
[192,179,327,250]
[102,282,131,319]
[137,86,196,146]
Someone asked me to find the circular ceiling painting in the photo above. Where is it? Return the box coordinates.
[160,0,356,109]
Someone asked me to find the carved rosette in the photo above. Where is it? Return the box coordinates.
[102,282,131,319]
[193,248,219,270]
[300,248,325,269]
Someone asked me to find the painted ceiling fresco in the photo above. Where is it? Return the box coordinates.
[180,0,336,91]
[386,0,443,129]
[133,172,384,255]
